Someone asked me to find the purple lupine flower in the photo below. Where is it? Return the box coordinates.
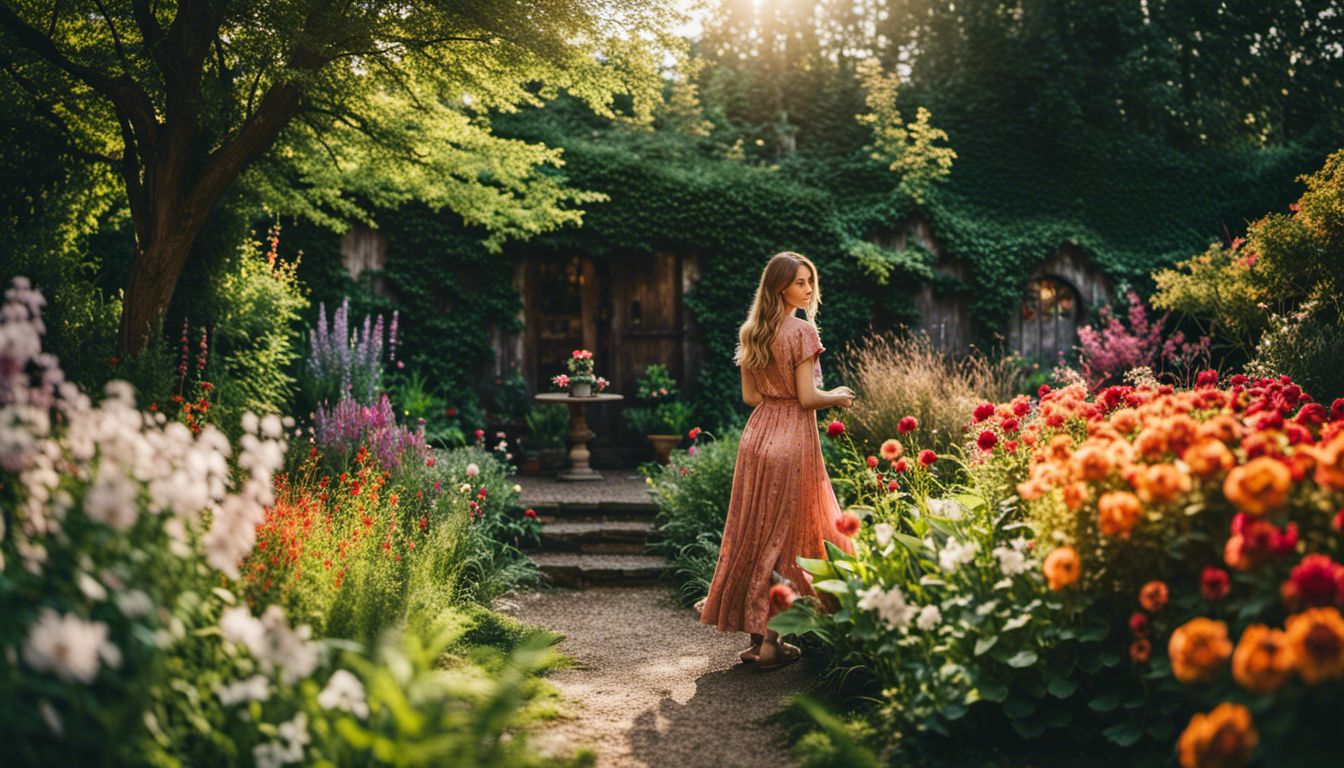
[314,394,426,471]
[335,298,351,397]
[388,311,398,363]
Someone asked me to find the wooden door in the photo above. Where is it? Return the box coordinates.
[607,251,684,444]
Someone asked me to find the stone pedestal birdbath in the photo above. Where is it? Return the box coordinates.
[534,392,624,481]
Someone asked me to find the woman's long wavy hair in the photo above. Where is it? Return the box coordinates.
[734,251,822,370]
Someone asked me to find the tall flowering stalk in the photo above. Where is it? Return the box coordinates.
[305,298,395,405]
[313,394,428,472]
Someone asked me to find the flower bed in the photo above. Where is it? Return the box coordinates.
[776,373,1344,766]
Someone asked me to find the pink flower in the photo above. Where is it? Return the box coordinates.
[826,420,845,438]
[837,512,861,536]
[769,583,796,611]
[866,456,879,468]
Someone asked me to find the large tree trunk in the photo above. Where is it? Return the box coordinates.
[116,208,210,355]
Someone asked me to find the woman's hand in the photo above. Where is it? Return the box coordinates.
[830,386,856,409]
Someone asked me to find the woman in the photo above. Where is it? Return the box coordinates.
[698,251,857,670]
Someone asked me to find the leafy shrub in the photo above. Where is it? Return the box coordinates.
[1247,298,1344,400]
[525,403,569,451]
[644,428,740,605]
[836,332,1022,455]
[1072,290,1210,390]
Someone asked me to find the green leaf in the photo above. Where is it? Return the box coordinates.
[978,681,1009,703]
[1046,676,1078,699]
[1079,625,1110,642]
[1004,695,1036,719]
[813,579,851,595]
[974,636,998,656]
[768,608,829,640]
[894,532,925,553]
[796,557,837,578]
[1010,716,1046,739]
[1006,650,1038,668]
[1103,723,1145,747]
[1088,692,1123,712]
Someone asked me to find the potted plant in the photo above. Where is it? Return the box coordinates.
[522,403,568,474]
[623,364,694,464]
[550,349,610,398]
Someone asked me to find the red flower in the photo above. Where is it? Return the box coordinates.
[1004,440,1019,452]
[866,455,879,468]
[1129,638,1152,664]
[1334,508,1344,532]
[1201,566,1230,602]
[1288,555,1344,607]
[446,406,458,417]
[769,583,796,612]
[976,431,997,450]
[893,458,909,473]
[973,402,995,422]
[474,428,485,438]
[1129,611,1151,638]
[425,456,436,467]
[1195,369,1219,389]
[688,427,703,441]
[524,508,538,519]
[1001,418,1019,433]
[1014,400,1031,417]
[826,420,845,438]
[478,486,488,498]
[887,480,898,491]
[1332,398,1344,421]
[898,416,918,434]
[1139,580,1169,613]
[918,449,937,466]
[837,511,861,536]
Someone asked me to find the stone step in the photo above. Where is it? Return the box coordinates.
[530,552,667,588]
[526,499,659,522]
[537,521,656,554]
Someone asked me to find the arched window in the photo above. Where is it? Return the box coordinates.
[1014,276,1081,362]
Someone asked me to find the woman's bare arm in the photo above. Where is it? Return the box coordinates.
[741,364,763,407]
[795,358,853,411]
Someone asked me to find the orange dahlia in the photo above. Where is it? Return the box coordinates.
[1139,580,1170,613]
[879,438,904,461]
[1098,491,1144,538]
[1136,462,1192,503]
[1183,438,1237,479]
[1284,606,1344,684]
[1222,456,1291,516]
[1231,625,1295,694]
[1043,546,1081,591]
[1307,432,1344,490]
[1176,703,1258,768]
[1071,444,1112,481]
[1168,617,1232,683]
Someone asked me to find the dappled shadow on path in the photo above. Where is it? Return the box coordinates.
[624,656,822,768]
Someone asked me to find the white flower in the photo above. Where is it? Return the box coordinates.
[855,584,917,630]
[1011,537,1029,551]
[22,608,112,684]
[916,605,942,631]
[993,546,1030,577]
[318,669,369,718]
[512,484,522,493]
[926,498,963,520]
[253,711,309,768]
[220,605,265,652]
[221,605,319,685]
[873,523,894,550]
[215,674,271,705]
[116,589,154,620]
[458,483,472,494]
[242,412,259,435]
[77,572,107,602]
[938,539,978,572]
[83,468,139,530]
[465,463,480,477]
[260,414,282,439]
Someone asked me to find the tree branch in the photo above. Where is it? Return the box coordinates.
[0,58,118,168]
[130,0,168,72]
[91,0,131,73]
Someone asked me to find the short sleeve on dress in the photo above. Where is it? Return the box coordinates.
[793,322,825,368]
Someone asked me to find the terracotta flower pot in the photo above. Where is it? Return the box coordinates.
[647,434,681,465]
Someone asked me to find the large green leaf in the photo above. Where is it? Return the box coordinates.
[796,557,837,578]
[1103,723,1145,747]
[1006,650,1038,668]
[813,579,851,595]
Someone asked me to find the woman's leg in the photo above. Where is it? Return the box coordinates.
[757,629,800,667]
[740,632,764,662]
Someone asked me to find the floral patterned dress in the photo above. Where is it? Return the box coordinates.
[699,314,856,635]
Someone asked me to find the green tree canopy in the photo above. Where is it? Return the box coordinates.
[0,0,677,353]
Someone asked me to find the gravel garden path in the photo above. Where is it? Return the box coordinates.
[508,473,817,767]
[506,584,817,768]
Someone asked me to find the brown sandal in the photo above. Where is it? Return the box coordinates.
[756,641,802,670]
[740,644,762,663]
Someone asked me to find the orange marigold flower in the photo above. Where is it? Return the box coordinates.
[1098,491,1144,538]
[1071,444,1112,481]
[1139,580,1170,612]
[1285,606,1344,684]
[1164,415,1200,455]
[1062,481,1090,511]
[1306,432,1344,490]
[1231,624,1295,694]
[1197,414,1244,444]
[1046,434,1074,463]
[1136,462,1192,503]
[1177,703,1258,768]
[1223,456,1291,516]
[1043,546,1081,591]
[1168,617,1232,683]
[1134,427,1169,459]
[1130,637,1152,664]
[1110,408,1141,434]
[1184,438,1237,479]
[879,439,904,461]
